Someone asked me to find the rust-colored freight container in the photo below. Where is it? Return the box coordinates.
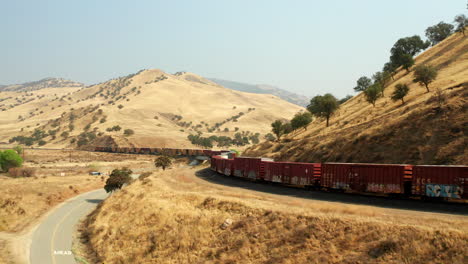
[412,165,467,199]
[210,156,219,171]
[233,157,263,179]
[263,162,321,186]
[322,163,412,194]
[264,161,284,183]
[223,158,234,176]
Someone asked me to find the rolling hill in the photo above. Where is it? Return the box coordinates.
[0,78,84,92]
[244,31,468,165]
[0,70,303,149]
[209,78,310,107]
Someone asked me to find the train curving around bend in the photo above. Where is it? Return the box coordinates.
[94,146,467,201]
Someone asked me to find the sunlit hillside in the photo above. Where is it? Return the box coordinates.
[245,32,468,165]
[0,70,303,148]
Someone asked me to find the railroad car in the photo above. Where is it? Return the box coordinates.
[412,165,467,199]
[321,163,412,195]
[232,157,260,179]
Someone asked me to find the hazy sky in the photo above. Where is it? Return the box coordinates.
[1,0,466,98]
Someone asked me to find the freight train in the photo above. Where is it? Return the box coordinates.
[211,154,467,201]
[94,146,467,201]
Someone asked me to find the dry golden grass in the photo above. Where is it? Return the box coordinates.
[0,69,302,149]
[81,167,468,264]
[245,32,468,165]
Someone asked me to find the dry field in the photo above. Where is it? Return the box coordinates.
[0,149,157,264]
[80,166,468,264]
[245,32,468,165]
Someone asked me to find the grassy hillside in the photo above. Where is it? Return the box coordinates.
[0,70,303,149]
[244,32,468,165]
[79,167,468,264]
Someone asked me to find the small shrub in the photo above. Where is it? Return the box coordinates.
[123,129,134,136]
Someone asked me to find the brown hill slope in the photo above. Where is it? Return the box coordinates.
[244,32,467,165]
[0,70,303,148]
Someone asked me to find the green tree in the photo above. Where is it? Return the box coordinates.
[154,156,172,170]
[454,14,468,35]
[282,122,293,134]
[391,83,410,104]
[291,112,313,131]
[413,64,438,92]
[264,133,275,141]
[364,84,382,107]
[390,35,429,68]
[400,54,415,72]
[271,120,284,141]
[373,71,391,96]
[104,168,132,193]
[0,150,23,172]
[383,62,398,80]
[390,35,429,58]
[425,22,454,46]
[307,94,339,127]
[354,76,372,92]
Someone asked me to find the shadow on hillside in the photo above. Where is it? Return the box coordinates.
[195,168,468,216]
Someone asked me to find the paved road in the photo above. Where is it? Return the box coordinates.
[30,189,108,264]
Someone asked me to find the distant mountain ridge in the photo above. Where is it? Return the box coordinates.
[0,78,84,92]
[208,78,310,107]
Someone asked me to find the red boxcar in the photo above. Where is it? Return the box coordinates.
[264,161,285,183]
[264,162,321,186]
[233,157,263,179]
[412,165,467,199]
[223,158,234,176]
[210,156,219,171]
[321,163,412,194]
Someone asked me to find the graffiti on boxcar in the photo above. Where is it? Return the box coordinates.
[366,183,401,193]
[290,176,298,184]
[234,170,243,177]
[333,182,350,190]
[425,184,462,198]
[247,171,257,179]
[272,175,281,183]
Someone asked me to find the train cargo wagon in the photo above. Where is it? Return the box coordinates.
[210,156,220,171]
[321,163,353,190]
[233,157,247,177]
[412,165,467,199]
[245,158,263,179]
[288,162,321,186]
[224,159,234,176]
[349,164,412,194]
[263,161,283,183]
[322,163,412,194]
[217,158,225,174]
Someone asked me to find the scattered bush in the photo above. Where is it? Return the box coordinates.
[154,156,172,170]
[123,129,134,136]
[0,150,23,172]
[104,168,132,193]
